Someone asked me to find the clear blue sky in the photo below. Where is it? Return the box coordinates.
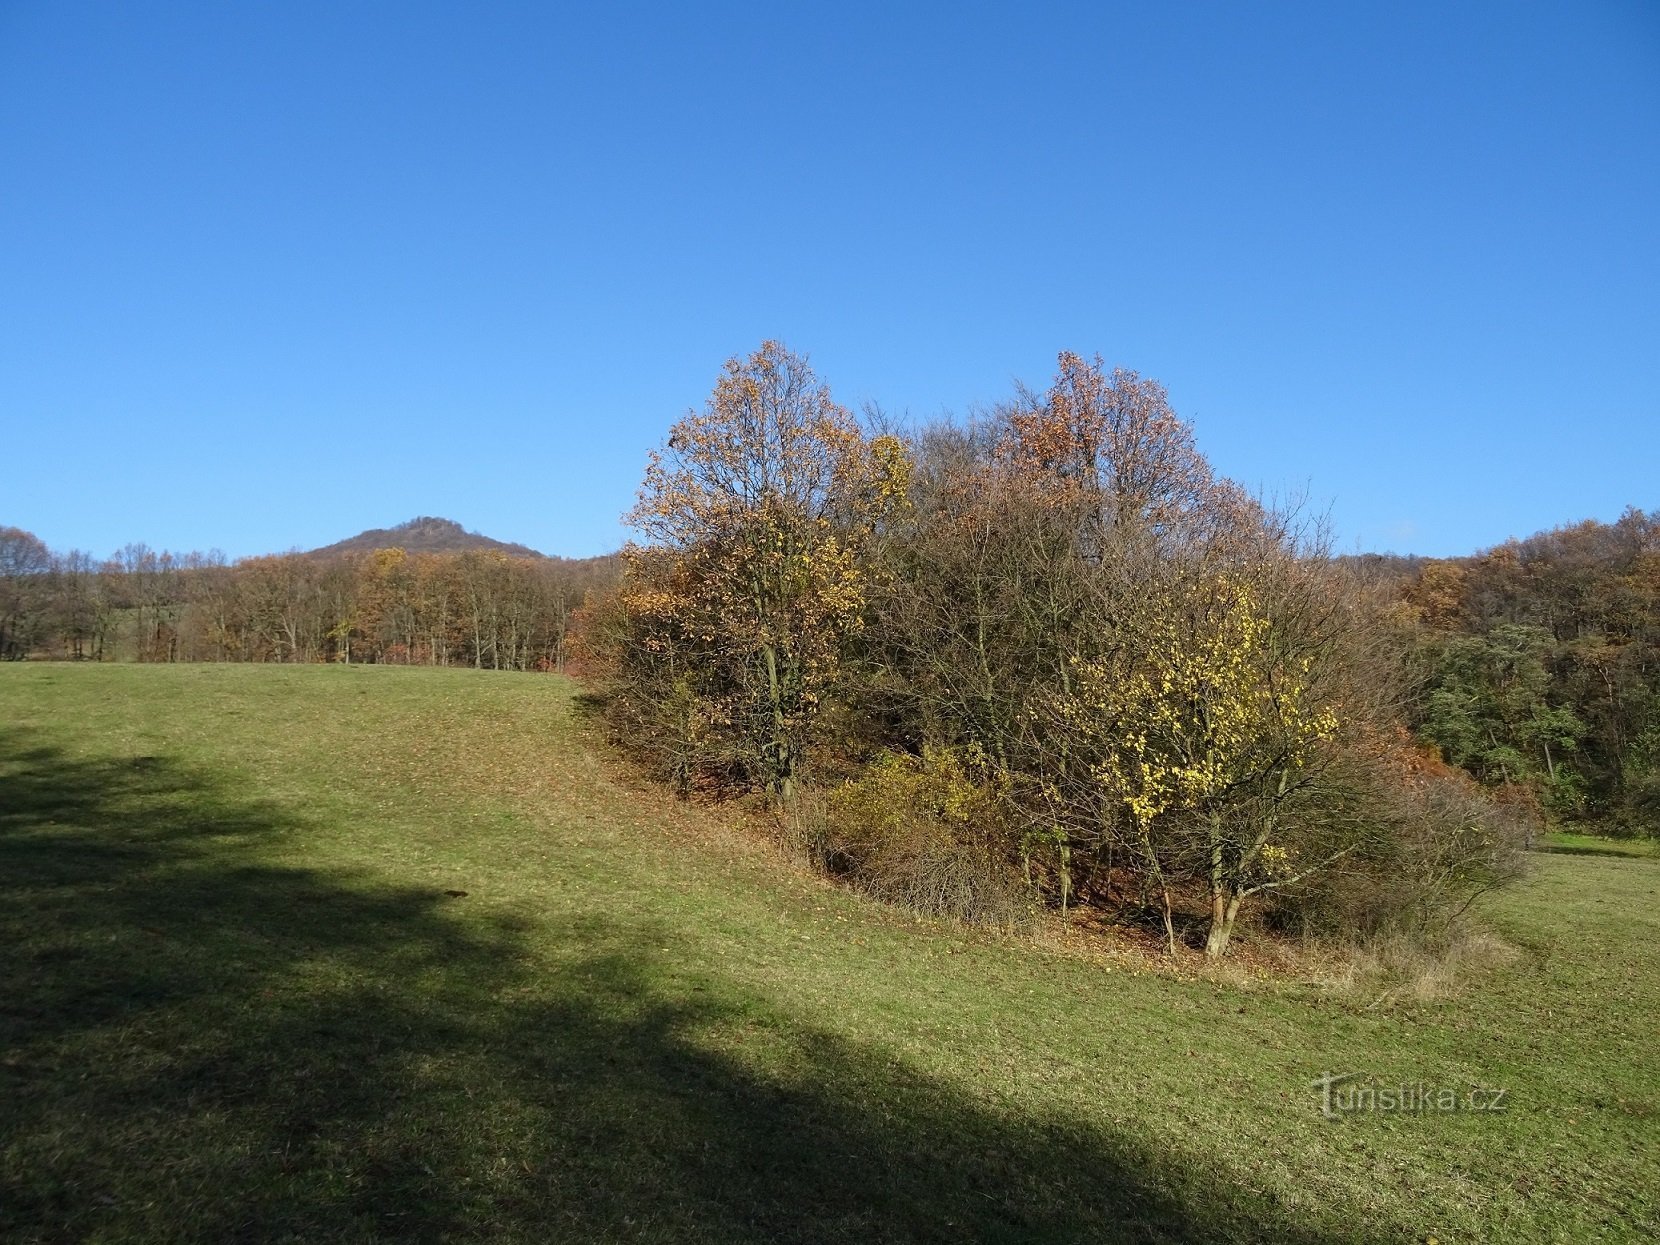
[3,1,1656,560]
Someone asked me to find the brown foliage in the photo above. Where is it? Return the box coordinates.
[597,345,1532,955]
[603,342,908,802]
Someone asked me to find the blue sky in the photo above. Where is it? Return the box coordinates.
[3,1,1656,560]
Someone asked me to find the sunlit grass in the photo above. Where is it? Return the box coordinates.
[2,663,1655,1242]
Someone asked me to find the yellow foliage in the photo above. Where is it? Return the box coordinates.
[827,745,1001,842]
[1068,578,1340,831]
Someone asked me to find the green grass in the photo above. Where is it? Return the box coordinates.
[2,664,1656,1243]
[1540,829,1659,858]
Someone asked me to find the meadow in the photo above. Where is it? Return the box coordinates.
[2,664,1655,1243]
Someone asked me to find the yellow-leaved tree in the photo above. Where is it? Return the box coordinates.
[1065,575,1341,955]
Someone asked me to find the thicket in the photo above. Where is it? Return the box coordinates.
[585,342,1531,955]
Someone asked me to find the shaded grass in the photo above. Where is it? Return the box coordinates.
[1539,830,1658,858]
[2,664,1657,1242]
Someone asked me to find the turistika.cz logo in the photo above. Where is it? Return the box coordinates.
[1312,1071,1509,1119]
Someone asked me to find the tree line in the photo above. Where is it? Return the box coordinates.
[0,529,616,671]
[1390,510,1660,835]
[584,342,1535,955]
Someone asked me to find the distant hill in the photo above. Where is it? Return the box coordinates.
[306,517,548,560]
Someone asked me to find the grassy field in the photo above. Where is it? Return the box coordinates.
[2,664,1656,1243]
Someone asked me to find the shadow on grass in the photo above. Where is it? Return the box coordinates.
[1540,843,1617,858]
[1535,839,1657,859]
[2,728,1380,1244]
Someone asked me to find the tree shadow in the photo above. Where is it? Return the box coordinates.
[1535,840,1655,859]
[1,728,1390,1243]
[1077,885,1218,953]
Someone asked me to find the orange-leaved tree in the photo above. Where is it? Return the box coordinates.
[1005,352,1221,540]
[622,341,908,803]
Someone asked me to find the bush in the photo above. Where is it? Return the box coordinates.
[804,747,1028,926]
[1269,739,1533,942]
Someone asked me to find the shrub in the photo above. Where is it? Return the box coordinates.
[806,747,1027,926]
[1269,738,1533,942]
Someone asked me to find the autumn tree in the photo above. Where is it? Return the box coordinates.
[618,341,908,802]
[236,554,321,661]
[1005,353,1221,538]
[1052,572,1353,955]
[0,527,605,673]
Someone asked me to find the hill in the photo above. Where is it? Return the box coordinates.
[1,663,1656,1242]
[307,515,547,559]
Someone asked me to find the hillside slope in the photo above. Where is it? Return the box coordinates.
[307,515,547,559]
[1,664,1655,1242]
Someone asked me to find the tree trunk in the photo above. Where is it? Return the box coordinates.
[1137,822,1178,954]
[761,643,798,804]
[1205,888,1242,957]
[1205,813,1234,956]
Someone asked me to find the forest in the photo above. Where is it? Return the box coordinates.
[1395,514,1660,835]
[0,530,614,672]
[4,345,1655,957]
